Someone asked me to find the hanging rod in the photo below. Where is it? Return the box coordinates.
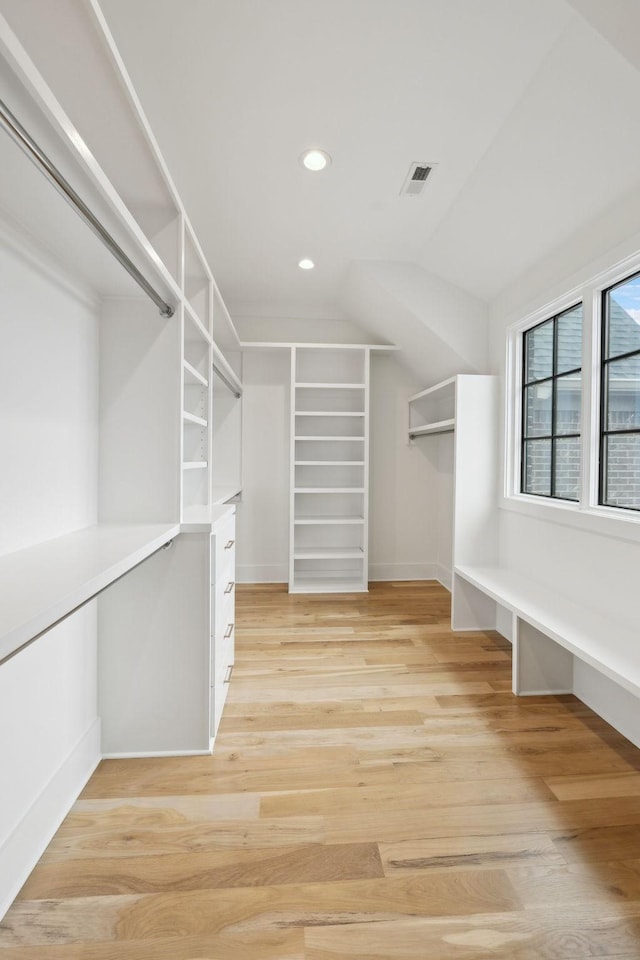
[0,97,174,318]
[212,362,241,398]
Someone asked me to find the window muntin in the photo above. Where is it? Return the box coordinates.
[600,272,640,510]
[521,305,582,501]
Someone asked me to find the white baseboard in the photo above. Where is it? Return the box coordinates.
[103,747,213,759]
[236,563,288,583]
[368,562,439,582]
[0,718,101,920]
[435,564,452,591]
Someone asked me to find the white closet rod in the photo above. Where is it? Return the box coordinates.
[213,363,241,398]
[0,97,175,319]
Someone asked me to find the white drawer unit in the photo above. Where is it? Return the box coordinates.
[210,507,236,737]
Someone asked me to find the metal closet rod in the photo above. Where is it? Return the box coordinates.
[0,97,174,318]
[212,363,241,398]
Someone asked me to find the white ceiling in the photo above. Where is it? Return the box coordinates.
[98,0,640,318]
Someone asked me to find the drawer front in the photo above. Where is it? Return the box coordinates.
[215,574,235,614]
[218,627,235,678]
[213,588,234,641]
[213,512,236,582]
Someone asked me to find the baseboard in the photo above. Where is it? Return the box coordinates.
[236,563,288,583]
[368,562,439,581]
[0,718,101,921]
[436,564,452,591]
[102,747,214,759]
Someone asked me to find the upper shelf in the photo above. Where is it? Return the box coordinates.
[0,3,242,365]
[0,522,179,664]
[0,8,181,309]
[409,418,455,438]
[408,376,457,441]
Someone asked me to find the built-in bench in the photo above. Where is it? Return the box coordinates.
[452,564,640,699]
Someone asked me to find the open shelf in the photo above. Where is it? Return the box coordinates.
[295,515,365,525]
[183,411,208,428]
[408,377,457,441]
[293,487,365,493]
[294,411,365,417]
[294,547,364,559]
[409,418,455,438]
[183,460,208,470]
[183,360,209,388]
[295,435,365,442]
[295,382,365,390]
[295,461,365,466]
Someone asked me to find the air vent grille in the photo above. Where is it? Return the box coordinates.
[401,161,437,197]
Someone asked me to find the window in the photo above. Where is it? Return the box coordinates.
[600,271,640,510]
[521,304,582,500]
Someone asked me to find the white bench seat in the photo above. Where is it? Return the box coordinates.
[453,563,640,700]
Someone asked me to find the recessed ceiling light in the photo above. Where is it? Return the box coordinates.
[300,149,331,172]
[298,258,315,270]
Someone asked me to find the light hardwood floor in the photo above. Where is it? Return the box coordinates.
[3,580,640,957]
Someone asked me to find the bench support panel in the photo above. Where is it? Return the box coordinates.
[452,574,497,631]
[514,618,573,696]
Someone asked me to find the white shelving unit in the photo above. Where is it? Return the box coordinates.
[289,346,370,593]
[0,0,248,918]
[0,6,244,750]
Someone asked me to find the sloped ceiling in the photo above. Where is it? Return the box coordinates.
[97,0,581,312]
[88,1,640,374]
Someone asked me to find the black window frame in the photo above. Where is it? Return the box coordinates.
[599,270,640,512]
[520,304,582,501]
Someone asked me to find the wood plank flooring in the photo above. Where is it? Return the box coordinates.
[3,580,640,957]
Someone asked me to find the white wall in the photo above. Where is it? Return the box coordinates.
[342,260,489,385]
[369,354,440,581]
[489,195,640,744]
[0,234,101,915]
[236,347,440,584]
[236,348,291,582]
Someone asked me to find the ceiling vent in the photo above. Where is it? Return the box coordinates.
[400,162,437,197]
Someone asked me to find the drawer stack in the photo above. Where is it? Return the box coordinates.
[211,508,236,736]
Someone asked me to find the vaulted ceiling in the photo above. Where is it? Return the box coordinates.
[97,0,640,324]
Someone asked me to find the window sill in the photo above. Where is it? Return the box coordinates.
[500,492,640,546]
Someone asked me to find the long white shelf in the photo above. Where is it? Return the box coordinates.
[294,547,364,559]
[295,515,365,525]
[295,461,365,466]
[294,487,365,493]
[0,523,180,664]
[241,341,396,351]
[295,411,365,417]
[295,382,365,389]
[295,435,365,442]
[409,418,455,438]
[183,360,209,388]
